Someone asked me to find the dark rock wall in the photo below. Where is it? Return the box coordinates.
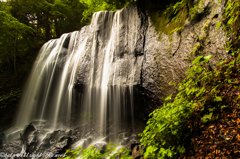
[73,1,229,118]
[139,0,229,115]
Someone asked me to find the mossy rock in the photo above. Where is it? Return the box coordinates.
[144,0,188,39]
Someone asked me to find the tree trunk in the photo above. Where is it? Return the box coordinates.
[37,17,39,43]
[14,32,18,75]
[55,18,61,38]
[45,13,51,41]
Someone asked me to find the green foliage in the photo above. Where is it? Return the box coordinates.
[0,11,33,35]
[170,27,183,35]
[0,1,34,61]
[188,42,201,57]
[188,0,205,22]
[145,0,214,39]
[61,143,132,159]
[51,0,86,37]
[200,112,212,123]
[146,0,188,39]
[139,54,216,158]
[140,49,240,158]
[79,0,135,23]
[218,0,240,55]
[192,55,212,64]
[0,89,22,108]
[216,21,221,30]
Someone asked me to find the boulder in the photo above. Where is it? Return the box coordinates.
[34,130,72,158]
[20,123,36,145]
[0,132,6,148]
[1,138,22,154]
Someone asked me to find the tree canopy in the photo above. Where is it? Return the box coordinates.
[0,0,134,76]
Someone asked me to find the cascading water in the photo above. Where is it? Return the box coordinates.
[15,31,83,130]
[4,3,148,151]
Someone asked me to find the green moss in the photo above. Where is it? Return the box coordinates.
[147,1,188,39]
[168,35,174,53]
[145,0,213,40]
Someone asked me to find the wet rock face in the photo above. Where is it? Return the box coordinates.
[75,3,148,88]
[1,123,141,158]
[132,0,230,115]
[92,142,107,153]
[1,127,72,159]
[34,130,72,158]
[73,3,154,120]
[0,133,6,148]
[20,123,36,144]
[74,1,229,118]
[1,138,22,154]
[142,0,229,111]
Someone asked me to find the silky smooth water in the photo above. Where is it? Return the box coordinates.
[13,5,143,144]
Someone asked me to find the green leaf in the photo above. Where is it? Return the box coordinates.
[216,61,224,66]
[216,21,221,30]
[220,105,228,109]
[178,145,185,154]
[203,55,212,62]
[192,56,204,64]
[200,113,212,123]
[194,66,203,73]
[144,146,158,158]
[165,94,172,101]
[214,96,222,102]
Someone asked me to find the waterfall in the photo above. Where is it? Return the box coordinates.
[12,4,146,145]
